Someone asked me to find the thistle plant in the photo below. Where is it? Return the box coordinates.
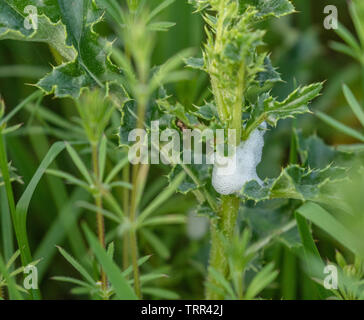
[180,0,323,299]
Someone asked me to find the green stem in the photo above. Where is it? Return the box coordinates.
[206,195,239,299]
[129,163,142,298]
[128,97,149,299]
[122,163,130,270]
[91,144,107,294]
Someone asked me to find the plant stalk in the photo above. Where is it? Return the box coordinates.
[206,195,239,299]
[129,163,142,298]
[91,143,107,294]
[127,96,149,299]
[122,163,130,270]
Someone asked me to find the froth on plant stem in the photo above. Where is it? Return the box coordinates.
[212,123,267,195]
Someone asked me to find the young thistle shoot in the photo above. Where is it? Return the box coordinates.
[187,0,322,299]
[188,0,322,195]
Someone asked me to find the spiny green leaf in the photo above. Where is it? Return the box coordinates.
[256,56,282,87]
[240,0,295,18]
[263,82,322,126]
[295,130,355,169]
[245,83,322,138]
[168,162,211,195]
[0,1,122,99]
[0,0,76,60]
[192,102,219,121]
[242,165,346,205]
[185,57,205,70]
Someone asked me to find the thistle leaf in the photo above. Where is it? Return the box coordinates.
[0,0,121,99]
[184,57,205,70]
[242,165,346,206]
[168,162,211,195]
[0,0,76,61]
[245,83,323,138]
[38,0,120,98]
[240,0,295,18]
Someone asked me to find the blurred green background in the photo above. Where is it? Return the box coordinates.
[0,0,362,299]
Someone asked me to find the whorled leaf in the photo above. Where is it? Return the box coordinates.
[0,162,23,186]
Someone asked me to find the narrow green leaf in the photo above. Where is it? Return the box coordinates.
[98,135,107,182]
[295,211,330,299]
[297,202,364,258]
[138,172,185,224]
[12,140,66,299]
[335,22,362,55]
[77,201,122,224]
[0,91,42,127]
[147,0,176,22]
[46,169,91,191]
[104,155,129,184]
[342,84,364,128]
[52,276,96,290]
[142,287,179,300]
[82,223,137,299]
[56,246,95,286]
[245,263,278,300]
[141,229,170,259]
[316,111,364,142]
[65,143,93,185]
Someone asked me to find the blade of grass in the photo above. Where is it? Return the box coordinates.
[1,187,14,264]
[13,141,66,299]
[342,84,364,128]
[34,188,89,281]
[297,202,364,258]
[316,111,364,142]
[295,210,330,299]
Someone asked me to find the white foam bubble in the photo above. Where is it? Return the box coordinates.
[212,123,267,195]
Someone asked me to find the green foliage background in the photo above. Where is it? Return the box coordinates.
[1,0,364,300]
